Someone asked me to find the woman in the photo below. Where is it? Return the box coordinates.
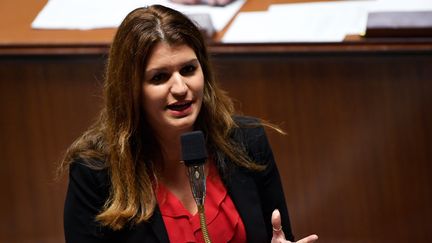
[61,5,317,243]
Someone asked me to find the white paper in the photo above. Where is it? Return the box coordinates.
[31,0,245,32]
[223,3,363,43]
[223,0,432,43]
[157,0,245,31]
[268,1,370,36]
[31,0,144,30]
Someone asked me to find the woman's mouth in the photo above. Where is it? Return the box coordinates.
[166,101,193,112]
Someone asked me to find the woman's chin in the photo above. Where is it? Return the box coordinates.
[166,116,196,132]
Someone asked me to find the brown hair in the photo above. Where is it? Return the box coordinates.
[60,5,264,230]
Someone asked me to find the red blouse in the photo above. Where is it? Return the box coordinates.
[156,163,247,243]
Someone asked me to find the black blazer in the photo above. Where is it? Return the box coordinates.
[64,116,294,243]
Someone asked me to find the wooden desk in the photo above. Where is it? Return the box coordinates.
[1,1,432,243]
[1,0,432,55]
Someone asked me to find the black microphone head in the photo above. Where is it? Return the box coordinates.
[181,131,207,166]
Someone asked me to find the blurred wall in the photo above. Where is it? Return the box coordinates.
[0,51,431,243]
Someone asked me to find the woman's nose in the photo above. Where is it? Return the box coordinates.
[170,73,188,96]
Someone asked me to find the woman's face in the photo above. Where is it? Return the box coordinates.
[142,42,204,135]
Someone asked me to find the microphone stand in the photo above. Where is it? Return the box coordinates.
[187,164,212,243]
[181,131,212,243]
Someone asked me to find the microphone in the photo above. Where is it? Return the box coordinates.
[181,131,208,207]
[181,131,212,243]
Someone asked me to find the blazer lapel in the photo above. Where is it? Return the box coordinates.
[226,167,268,243]
[149,207,169,243]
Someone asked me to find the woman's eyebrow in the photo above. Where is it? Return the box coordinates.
[178,58,199,68]
[146,58,199,73]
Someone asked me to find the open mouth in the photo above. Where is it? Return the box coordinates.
[166,101,192,111]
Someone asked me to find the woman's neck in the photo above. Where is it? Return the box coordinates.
[156,128,180,158]
[153,128,188,180]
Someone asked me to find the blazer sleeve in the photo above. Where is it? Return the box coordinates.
[235,116,295,241]
[64,160,116,243]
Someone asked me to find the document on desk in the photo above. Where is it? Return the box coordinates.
[222,0,432,43]
[223,1,367,43]
[31,0,245,32]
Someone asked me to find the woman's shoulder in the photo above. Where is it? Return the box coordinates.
[231,115,270,155]
[231,115,276,163]
[231,115,266,140]
[233,115,261,126]
[68,157,110,191]
[70,155,108,170]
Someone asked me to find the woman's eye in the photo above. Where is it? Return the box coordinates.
[180,65,197,76]
[150,73,168,84]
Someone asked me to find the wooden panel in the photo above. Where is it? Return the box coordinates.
[0,55,105,243]
[0,51,431,243]
[212,52,432,242]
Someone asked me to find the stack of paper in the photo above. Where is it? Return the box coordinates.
[31,0,245,32]
[222,0,432,43]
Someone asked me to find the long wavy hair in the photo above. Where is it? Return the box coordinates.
[60,5,265,230]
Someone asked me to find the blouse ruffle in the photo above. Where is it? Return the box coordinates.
[156,163,246,243]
